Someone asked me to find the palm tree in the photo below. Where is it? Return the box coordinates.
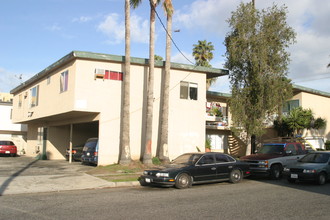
[158,0,173,163]
[119,0,132,164]
[131,0,161,164]
[192,40,216,89]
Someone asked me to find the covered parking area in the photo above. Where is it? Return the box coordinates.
[25,111,99,161]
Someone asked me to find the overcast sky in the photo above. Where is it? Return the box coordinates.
[1,0,329,93]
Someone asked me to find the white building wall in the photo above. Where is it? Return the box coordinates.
[0,102,27,154]
[10,52,220,165]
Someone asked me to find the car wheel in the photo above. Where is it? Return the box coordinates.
[175,173,192,189]
[287,178,296,183]
[229,169,242,183]
[270,164,282,180]
[317,172,327,185]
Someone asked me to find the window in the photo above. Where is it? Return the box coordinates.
[30,85,39,108]
[215,154,235,163]
[60,70,69,92]
[197,155,215,165]
[283,100,299,114]
[180,81,198,100]
[18,94,22,108]
[285,144,297,155]
[296,144,304,155]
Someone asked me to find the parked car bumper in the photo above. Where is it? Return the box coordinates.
[81,156,98,165]
[0,149,17,155]
[248,167,271,176]
[283,172,318,182]
[138,175,176,187]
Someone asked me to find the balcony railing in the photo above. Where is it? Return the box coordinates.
[206,115,229,129]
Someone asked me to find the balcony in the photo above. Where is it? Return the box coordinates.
[206,101,230,130]
[206,115,229,129]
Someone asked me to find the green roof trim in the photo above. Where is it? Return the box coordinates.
[207,84,330,99]
[293,84,330,98]
[11,51,228,94]
[72,51,228,75]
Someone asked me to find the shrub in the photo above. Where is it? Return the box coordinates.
[152,157,161,165]
[325,140,330,150]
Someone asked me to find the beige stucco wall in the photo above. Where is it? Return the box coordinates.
[12,62,77,123]
[11,57,208,165]
[169,69,206,157]
[291,92,330,141]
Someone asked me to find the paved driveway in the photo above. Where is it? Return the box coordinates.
[0,155,117,196]
[0,155,93,176]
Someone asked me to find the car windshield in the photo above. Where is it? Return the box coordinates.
[83,140,97,150]
[299,153,330,163]
[172,154,202,165]
[0,141,14,145]
[258,144,284,154]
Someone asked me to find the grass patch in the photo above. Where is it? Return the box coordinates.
[99,174,141,182]
[86,160,146,176]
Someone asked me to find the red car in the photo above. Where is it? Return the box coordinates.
[0,141,17,157]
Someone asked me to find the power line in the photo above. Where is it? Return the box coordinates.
[293,73,330,83]
[153,6,195,65]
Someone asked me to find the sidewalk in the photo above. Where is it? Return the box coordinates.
[0,156,140,196]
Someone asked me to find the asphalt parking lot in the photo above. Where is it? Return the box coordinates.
[0,155,138,196]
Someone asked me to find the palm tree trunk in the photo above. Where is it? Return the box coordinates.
[158,11,172,163]
[119,0,131,164]
[143,0,157,164]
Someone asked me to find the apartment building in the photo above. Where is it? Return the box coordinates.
[206,85,330,156]
[10,51,227,165]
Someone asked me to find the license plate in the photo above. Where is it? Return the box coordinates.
[291,174,298,179]
[5,151,10,154]
[145,178,151,183]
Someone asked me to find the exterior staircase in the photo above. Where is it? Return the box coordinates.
[228,133,247,158]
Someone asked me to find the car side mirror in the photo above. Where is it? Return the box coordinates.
[285,150,292,155]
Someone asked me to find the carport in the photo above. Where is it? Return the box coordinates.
[26,111,100,161]
[67,121,99,163]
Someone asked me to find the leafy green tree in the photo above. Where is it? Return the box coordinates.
[154,55,163,61]
[192,40,216,89]
[225,2,296,154]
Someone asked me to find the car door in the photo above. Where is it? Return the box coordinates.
[214,154,234,180]
[193,154,217,182]
[283,144,303,167]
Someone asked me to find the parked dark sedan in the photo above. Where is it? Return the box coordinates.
[283,151,330,185]
[138,152,250,189]
[65,144,84,161]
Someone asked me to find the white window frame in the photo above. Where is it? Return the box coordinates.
[180,81,198,100]
[60,70,69,93]
[30,85,39,108]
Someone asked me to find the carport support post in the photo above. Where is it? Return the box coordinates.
[69,124,73,163]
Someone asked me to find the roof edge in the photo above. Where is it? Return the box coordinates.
[11,51,228,94]
[293,84,330,98]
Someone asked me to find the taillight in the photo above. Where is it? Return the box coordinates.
[72,150,77,154]
[94,152,98,156]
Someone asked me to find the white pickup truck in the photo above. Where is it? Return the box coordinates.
[240,142,307,179]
